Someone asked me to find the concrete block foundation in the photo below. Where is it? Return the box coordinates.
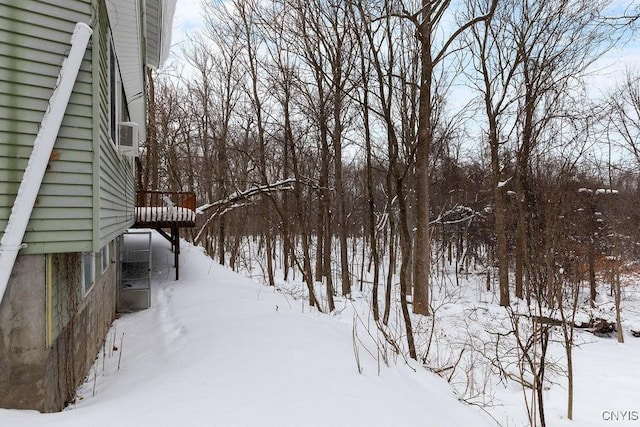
[0,252,116,412]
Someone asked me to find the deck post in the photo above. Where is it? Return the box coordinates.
[133,190,195,281]
[172,226,180,281]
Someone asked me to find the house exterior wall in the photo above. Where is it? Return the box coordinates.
[0,0,144,413]
[94,0,136,250]
[0,254,47,409]
[0,0,94,255]
[0,251,117,412]
[0,0,137,256]
[43,251,118,412]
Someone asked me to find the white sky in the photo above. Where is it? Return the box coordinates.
[172,0,205,43]
[168,0,639,86]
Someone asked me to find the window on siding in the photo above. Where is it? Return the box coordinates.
[82,252,95,293]
[121,84,129,121]
[108,39,122,145]
[100,244,110,274]
[110,239,116,264]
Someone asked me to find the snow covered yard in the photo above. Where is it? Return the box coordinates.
[0,231,490,427]
[231,239,640,427]
[2,231,638,427]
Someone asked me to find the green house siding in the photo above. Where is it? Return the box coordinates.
[0,0,138,255]
[94,0,136,251]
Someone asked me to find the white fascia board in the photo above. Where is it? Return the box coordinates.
[159,0,177,67]
[106,0,146,140]
[146,0,177,69]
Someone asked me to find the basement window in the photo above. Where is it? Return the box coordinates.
[82,252,95,293]
[101,244,110,273]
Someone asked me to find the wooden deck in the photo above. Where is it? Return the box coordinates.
[133,190,196,280]
[134,190,197,228]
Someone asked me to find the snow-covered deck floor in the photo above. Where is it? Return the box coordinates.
[135,206,196,226]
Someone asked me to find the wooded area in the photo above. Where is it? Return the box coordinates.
[139,1,640,424]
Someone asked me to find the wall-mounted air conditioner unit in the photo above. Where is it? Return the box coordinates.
[118,122,139,157]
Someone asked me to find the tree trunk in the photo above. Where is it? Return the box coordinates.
[398,174,417,359]
[491,139,510,307]
[413,4,433,316]
[333,92,351,296]
[283,82,324,310]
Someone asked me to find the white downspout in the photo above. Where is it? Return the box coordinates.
[0,23,93,304]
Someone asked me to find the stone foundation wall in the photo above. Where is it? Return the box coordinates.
[43,260,117,412]
[0,253,116,412]
[0,254,47,410]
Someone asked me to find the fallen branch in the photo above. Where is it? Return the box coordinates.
[507,371,534,390]
[194,179,297,243]
[521,314,617,337]
[196,178,298,214]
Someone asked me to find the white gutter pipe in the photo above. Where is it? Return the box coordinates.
[0,23,93,304]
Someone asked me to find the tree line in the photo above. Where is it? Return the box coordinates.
[140,0,640,355]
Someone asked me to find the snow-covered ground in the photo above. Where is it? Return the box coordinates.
[0,232,491,427]
[219,236,640,427]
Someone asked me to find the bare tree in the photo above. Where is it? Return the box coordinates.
[263,0,325,309]
[609,71,640,165]
[349,0,381,320]
[510,0,615,303]
[351,0,419,357]
[403,0,498,316]
[282,0,362,302]
[233,0,277,286]
[183,22,243,263]
[285,0,335,296]
[465,0,521,306]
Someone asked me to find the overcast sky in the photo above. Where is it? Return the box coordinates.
[171,0,205,46]
[167,0,639,97]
